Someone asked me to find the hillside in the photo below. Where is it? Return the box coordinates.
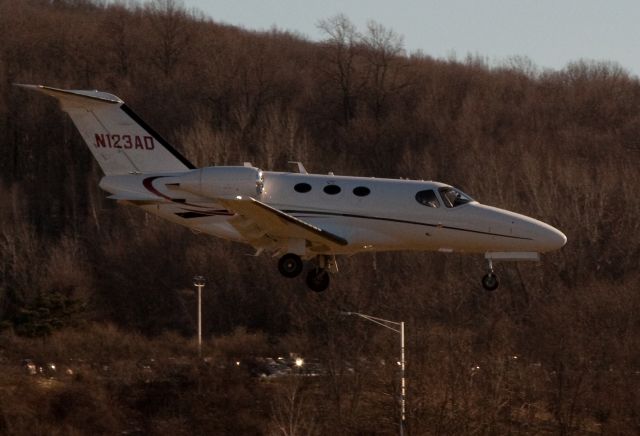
[1,0,640,434]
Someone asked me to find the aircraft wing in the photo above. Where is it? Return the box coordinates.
[217,196,348,253]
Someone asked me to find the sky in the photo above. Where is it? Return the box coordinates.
[183,0,640,77]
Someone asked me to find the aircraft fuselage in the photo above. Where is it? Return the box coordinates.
[100,169,566,257]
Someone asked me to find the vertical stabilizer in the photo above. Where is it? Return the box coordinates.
[16,84,195,175]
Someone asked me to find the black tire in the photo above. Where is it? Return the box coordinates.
[278,253,303,278]
[306,268,330,292]
[482,273,499,291]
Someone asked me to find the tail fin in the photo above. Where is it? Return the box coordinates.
[16,84,195,175]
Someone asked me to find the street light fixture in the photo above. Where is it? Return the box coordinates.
[193,275,206,357]
[341,311,406,436]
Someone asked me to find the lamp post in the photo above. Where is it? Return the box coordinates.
[193,275,206,357]
[341,311,406,436]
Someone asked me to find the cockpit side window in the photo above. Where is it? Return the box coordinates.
[438,187,473,208]
[415,190,440,208]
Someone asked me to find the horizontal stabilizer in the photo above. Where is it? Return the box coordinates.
[15,84,122,104]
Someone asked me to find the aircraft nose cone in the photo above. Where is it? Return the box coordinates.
[537,225,567,252]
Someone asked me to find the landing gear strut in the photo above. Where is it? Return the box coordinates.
[278,253,303,278]
[481,258,499,291]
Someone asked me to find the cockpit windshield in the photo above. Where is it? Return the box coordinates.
[438,187,474,208]
[415,189,440,208]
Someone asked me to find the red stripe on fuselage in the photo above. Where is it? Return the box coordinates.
[142,176,232,215]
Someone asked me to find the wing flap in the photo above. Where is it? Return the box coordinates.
[218,197,348,251]
[107,193,163,201]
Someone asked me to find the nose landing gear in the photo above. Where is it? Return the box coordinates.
[481,258,499,291]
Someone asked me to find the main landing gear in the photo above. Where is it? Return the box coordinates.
[278,253,304,278]
[277,253,334,292]
[306,268,330,292]
[481,258,499,291]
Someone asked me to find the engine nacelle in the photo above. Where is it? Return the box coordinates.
[176,166,264,199]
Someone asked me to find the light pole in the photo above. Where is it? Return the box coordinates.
[341,311,406,436]
[193,275,206,357]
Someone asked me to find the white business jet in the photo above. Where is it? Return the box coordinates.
[19,85,566,292]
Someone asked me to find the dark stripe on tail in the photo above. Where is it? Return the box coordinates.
[120,104,196,170]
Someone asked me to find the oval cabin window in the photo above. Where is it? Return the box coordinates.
[294,183,312,193]
[323,185,341,195]
[353,186,371,197]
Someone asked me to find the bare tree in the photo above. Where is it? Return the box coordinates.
[361,21,407,122]
[268,378,319,436]
[145,0,193,77]
[317,14,362,126]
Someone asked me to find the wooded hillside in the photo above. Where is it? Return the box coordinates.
[1,0,639,434]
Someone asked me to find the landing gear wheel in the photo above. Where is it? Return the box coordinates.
[278,253,303,278]
[482,273,499,291]
[306,268,330,292]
